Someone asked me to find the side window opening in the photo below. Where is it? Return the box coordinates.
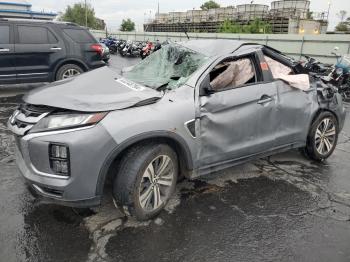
[48,30,58,44]
[264,55,293,79]
[210,57,257,91]
[63,28,95,43]
[18,26,51,44]
[0,25,10,44]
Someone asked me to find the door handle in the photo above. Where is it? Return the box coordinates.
[50,47,62,51]
[257,95,273,105]
[0,48,10,52]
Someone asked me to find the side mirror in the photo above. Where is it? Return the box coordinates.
[334,46,339,51]
[199,74,214,96]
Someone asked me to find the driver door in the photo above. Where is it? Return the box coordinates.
[197,53,278,167]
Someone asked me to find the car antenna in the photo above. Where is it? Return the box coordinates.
[178,23,190,40]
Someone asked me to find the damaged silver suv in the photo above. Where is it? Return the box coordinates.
[8,40,346,220]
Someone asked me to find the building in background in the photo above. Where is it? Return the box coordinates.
[0,0,57,20]
[144,0,328,34]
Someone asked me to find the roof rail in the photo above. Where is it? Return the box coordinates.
[0,18,79,26]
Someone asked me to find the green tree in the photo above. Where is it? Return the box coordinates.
[219,20,242,33]
[247,19,272,33]
[200,0,220,10]
[60,3,104,30]
[337,10,347,22]
[219,19,272,34]
[335,17,350,32]
[120,18,135,31]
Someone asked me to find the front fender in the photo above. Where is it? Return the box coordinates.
[95,130,194,196]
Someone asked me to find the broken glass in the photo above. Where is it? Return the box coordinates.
[124,44,208,90]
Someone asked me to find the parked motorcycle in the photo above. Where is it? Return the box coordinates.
[324,47,350,101]
[120,40,142,57]
[140,40,164,60]
[302,47,350,101]
[140,41,154,59]
[117,40,127,54]
[302,55,330,75]
[100,37,119,55]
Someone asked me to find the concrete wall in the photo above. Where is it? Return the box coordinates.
[91,30,350,64]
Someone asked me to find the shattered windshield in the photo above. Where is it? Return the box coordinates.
[123,44,208,90]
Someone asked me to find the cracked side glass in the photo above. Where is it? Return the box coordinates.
[123,44,208,90]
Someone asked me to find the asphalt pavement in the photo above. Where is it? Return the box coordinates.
[1,55,350,262]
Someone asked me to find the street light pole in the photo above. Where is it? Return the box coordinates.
[85,0,88,27]
[326,0,331,22]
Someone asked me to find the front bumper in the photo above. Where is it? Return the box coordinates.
[26,182,101,208]
[13,124,117,208]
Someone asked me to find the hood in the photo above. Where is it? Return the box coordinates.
[24,66,163,112]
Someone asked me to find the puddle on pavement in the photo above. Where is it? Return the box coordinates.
[102,177,319,262]
[0,95,21,162]
[21,204,92,262]
[81,151,350,262]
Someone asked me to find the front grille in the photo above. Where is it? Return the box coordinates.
[8,104,53,136]
[20,104,51,117]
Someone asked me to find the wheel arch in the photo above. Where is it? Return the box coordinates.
[309,108,340,131]
[96,132,194,196]
[53,59,89,81]
[306,108,340,145]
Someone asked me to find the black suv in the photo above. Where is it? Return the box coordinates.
[0,19,106,84]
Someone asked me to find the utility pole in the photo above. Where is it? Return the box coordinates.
[85,0,88,27]
[326,0,331,22]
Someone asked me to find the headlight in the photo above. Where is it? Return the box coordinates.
[336,67,344,75]
[30,112,108,133]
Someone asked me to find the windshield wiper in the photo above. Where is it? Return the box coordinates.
[156,83,170,91]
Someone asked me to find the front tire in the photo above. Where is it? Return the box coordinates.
[113,144,178,221]
[56,64,84,81]
[304,111,339,161]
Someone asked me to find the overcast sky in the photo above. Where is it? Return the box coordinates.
[30,0,350,31]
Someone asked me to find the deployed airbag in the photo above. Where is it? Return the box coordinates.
[265,55,310,91]
[210,59,255,90]
[278,74,311,91]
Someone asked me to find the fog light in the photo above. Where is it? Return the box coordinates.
[49,144,70,177]
[51,144,68,159]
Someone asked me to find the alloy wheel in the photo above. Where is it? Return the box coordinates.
[139,155,175,211]
[315,118,336,155]
[62,68,81,79]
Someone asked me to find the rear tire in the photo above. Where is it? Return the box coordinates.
[113,144,178,221]
[304,111,339,161]
[56,64,84,81]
